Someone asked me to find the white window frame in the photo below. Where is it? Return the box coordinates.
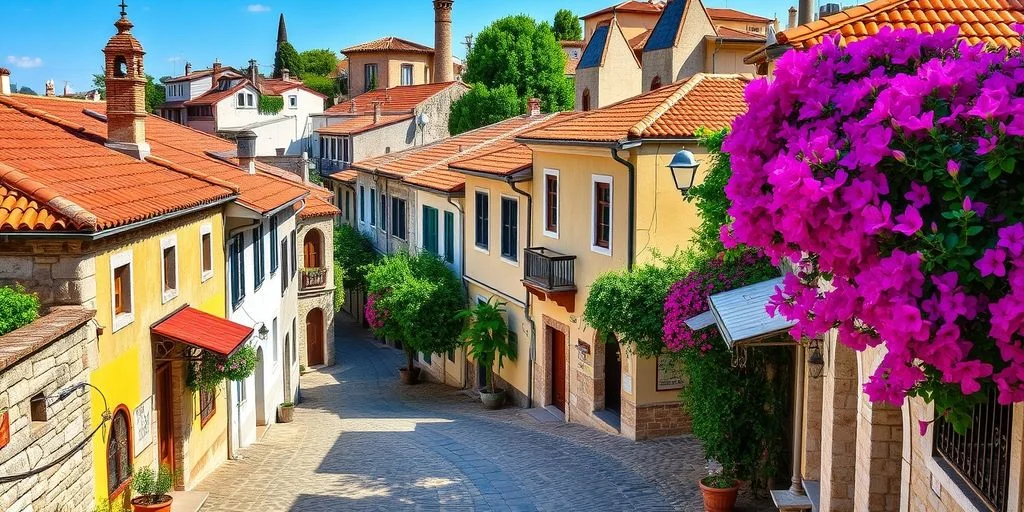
[236,92,246,107]
[110,250,135,332]
[542,168,559,239]
[499,194,520,267]
[591,174,613,256]
[200,223,214,282]
[160,234,179,304]
[287,95,298,109]
[246,93,255,108]
[474,188,490,255]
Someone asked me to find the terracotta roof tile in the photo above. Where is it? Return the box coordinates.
[163,67,244,84]
[518,74,749,143]
[629,29,653,50]
[185,82,249,106]
[315,114,413,135]
[706,7,772,23]
[342,36,434,55]
[776,0,1024,49]
[449,113,578,178]
[583,1,666,19]
[716,26,767,41]
[299,194,339,219]
[259,78,328,99]
[0,181,71,231]
[325,82,465,114]
[331,170,359,184]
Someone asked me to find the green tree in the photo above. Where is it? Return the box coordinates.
[552,9,582,41]
[333,224,378,290]
[11,85,37,95]
[364,252,464,375]
[452,15,573,133]
[273,41,303,78]
[449,83,522,135]
[299,49,339,77]
[301,74,339,104]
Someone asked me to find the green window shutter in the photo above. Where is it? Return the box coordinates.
[423,206,439,254]
[444,211,455,263]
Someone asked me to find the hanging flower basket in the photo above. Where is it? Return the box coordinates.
[186,345,258,392]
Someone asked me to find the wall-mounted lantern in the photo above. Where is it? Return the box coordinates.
[667,149,700,196]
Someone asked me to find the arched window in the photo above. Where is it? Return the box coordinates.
[113,56,128,78]
[582,88,591,112]
[303,230,323,269]
[650,76,663,91]
[107,408,132,496]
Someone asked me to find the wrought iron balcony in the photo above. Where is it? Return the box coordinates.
[523,247,576,293]
[300,267,327,290]
[316,158,348,174]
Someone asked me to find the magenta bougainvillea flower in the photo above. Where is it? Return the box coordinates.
[723,25,1024,410]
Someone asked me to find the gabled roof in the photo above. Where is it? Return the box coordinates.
[755,0,1024,60]
[342,36,434,55]
[346,113,561,193]
[579,23,612,69]
[582,1,666,19]
[325,82,465,115]
[716,26,766,41]
[706,7,771,23]
[518,74,749,144]
[299,194,339,219]
[185,82,249,107]
[644,0,688,51]
[315,114,414,136]
[163,67,244,84]
[260,78,328,99]
[331,170,359,184]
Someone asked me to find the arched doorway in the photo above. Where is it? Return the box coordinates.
[582,88,591,111]
[650,76,663,91]
[306,308,325,366]
[303,230,323,270]
[604,339,621,413]
[255,347,266,426]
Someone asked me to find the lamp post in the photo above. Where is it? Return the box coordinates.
[667,149,700,196]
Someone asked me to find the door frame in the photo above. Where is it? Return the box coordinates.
[155,363,175,475]
[306,308,325,367]
[542,315,570,412]
[255,347,266,426]
[602,337,622,414]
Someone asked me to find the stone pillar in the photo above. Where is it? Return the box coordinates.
[432,1,454,83]
[802,346,825,481]
[819,333,859,511]
[853,347,904,511]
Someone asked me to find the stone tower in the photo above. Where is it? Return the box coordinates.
[432,0,454,83]
[102,4,150,159]
[278,13,288,44]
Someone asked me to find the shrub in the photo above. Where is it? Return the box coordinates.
[0,285,40,336]
[456,298,517,393]
[334,225,378,290]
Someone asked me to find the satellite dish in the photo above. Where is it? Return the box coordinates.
[416,113,430,129]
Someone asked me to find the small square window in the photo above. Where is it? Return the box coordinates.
[161,235,178,303]
[288,95,298,108]
[237,92,246,107]
[111,250,134,332]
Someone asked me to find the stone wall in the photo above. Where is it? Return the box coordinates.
[633,403,690,441]
[298,216,337,368]
[0,244,95,309]
[0,307,97,512]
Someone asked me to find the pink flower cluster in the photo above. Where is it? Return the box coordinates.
[365,292,387,330]
[723,26,1024,406]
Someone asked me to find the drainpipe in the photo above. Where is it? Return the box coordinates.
[507,177,537,406]
[610,145,638,271]
[447,194,468,388]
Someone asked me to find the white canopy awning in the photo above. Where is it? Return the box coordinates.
[708,276,796,348]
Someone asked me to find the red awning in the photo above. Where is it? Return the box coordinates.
[151,307,253,357]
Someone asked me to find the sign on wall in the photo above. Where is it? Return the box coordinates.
[134,397,153,457]
[656,355,685,391]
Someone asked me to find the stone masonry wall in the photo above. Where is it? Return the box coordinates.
[0,307,98,512]
[633,403,691,441]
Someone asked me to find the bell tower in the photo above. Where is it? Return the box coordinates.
[103,1,150,159]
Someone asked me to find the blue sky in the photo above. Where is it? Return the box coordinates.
[4,0,797,94]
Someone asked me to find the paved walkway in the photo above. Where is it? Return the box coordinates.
[197,317,774,511]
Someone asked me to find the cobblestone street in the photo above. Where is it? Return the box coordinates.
[197,317,774,511]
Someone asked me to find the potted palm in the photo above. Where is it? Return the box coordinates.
[130,464,174,512]
[457,298,517,409]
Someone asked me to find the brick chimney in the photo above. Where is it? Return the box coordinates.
[63,81,71,97]
[787,6,798,29]
[212,59,222,87]
[432,1,454,83]
[236,130,258,174]
[185,61,192,75]
[45,80,55,96]
[248,59,259,84]
[527,98,541,117]
[0,68,10,96]
[102,6,150,159]
[372,101,383,124]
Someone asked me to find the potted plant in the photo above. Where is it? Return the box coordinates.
[456,298,517,409]
[278,401,295,423]
[130,464,174,512]
[698,470,740,512]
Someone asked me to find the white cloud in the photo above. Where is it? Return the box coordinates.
[246,4,270,12]
[6,56,43,69]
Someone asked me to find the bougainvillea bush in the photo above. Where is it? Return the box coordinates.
[723,26,1024,427]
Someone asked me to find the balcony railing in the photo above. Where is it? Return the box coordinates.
[316,158,348,174]
[300,267,327,290]
[523,247,576,292]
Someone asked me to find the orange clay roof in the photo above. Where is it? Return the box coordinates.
[325,82,464,114]
[185,82,249,106]
[299,194,339,219]
[8,95,310,217]
[315,114,414,135]
[342,36,434,55]
[260,78,328,99]
[583,1,666,19]
[706,7,771,23]
[776,0,1024,50]
[0,96,235,232]
[163,67,244,84]
[717,26,767,41]
[519,74,749,143]
[449,113,579,178]
[629,29,653,50]
[331,170,358,184]
[346,114,562,192]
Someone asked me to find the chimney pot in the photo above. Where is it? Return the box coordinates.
[432,1,454,83]
[0,68,10,96]
[185,61,192,75]
[798,0,813,25]
[787,7,798,29]
[236,130,258,174]
[45,80,55,97]
[282,68,290,81]
[373,101,383,124]
[527,98,541,117]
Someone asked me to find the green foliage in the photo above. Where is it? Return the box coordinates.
[186,345,258,392]
[449,83,522,135]
[678,344,790,491]
[299,49,339,77]
[258,95,285,115]
[582,252,696,357]
[553,9,582,41]
[456,299,517,393]
[334,224,379,290]
[686,128,740,258]
[13,85,37,95]
[0,285,40,336]
[131,464,174,504]
[301,74,338,98]
[273,41,303,78]
[364,252,465,369]
[367,73,379,91]
[333,261,345,312]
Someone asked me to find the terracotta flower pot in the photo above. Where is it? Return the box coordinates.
[278,404,295,423]
[480,389,505,410]
[131,495,173,512]
[698,478,739,512]
[399,367,420,385]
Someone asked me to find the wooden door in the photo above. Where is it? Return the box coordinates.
[303,232,320,269]
[605,342,621,413]
[551,328,566,411]
[306,309,324,366]
[155,364,174,473]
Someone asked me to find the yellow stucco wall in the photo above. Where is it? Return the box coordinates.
[347,52,433,94]
[703,39,762,75]
[91,210,227,505]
